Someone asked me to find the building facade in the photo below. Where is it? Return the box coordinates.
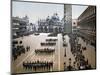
[38,13,63,33]
[77,6,96,46]
[72,19,78,33]
[12,16,29,38]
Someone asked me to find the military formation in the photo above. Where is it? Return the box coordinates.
[22,61,53,71]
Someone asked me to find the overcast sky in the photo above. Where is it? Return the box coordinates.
[72,5,88,19]
[12,1,64,23]
[12,1,88,23]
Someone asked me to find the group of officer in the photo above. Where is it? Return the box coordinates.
[41,42,56,46]
[23,61,53,71]
[35,48,55,54]
[46,38,58,42]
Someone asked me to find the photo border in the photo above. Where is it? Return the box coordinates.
[11,0,97,74]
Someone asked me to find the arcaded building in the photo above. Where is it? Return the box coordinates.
[77,6,96,46]
[12,16,29,38]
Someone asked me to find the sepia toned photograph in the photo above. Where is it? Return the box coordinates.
[11,0,96,74]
